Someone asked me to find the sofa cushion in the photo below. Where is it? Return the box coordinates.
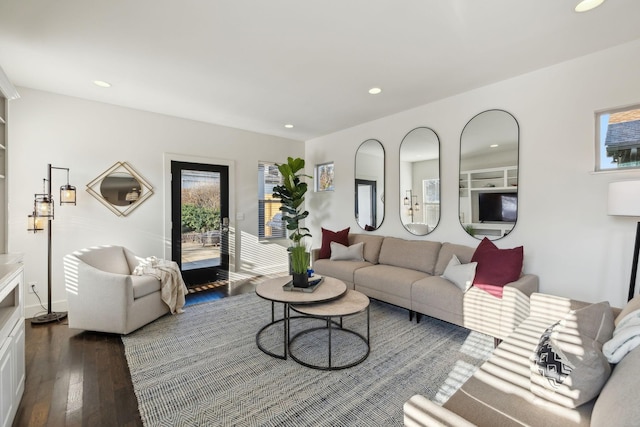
[319,227,350,259]
[76,245,131,275]
[378,237,441,274]
[349,234,385,264]
[434,242,475,276]
[355,264,429,301]
[441,254,477,292]
[530,322,611,409]
[312,258,372,286]
[591,346,640,426]
[471,237,523,298]
[330,241,364,261]
[411,276,464,326]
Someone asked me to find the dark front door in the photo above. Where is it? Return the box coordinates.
[355,179,377,229]
[171,161,229,285]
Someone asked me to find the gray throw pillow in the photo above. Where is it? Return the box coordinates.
[563,301,615,345]
[330,241,364,261]
[530,321,611,408]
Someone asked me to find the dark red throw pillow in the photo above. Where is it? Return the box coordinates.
[471,237,523,298]
[318,227,350,259]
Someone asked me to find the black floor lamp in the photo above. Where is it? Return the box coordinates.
[608,180,640,302]
[27,164,76,324]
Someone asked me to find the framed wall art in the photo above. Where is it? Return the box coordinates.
[315,162,334,192]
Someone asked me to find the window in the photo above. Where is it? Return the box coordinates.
[258,162,285,239]
[596,105,640,171]
[422,179,440,230]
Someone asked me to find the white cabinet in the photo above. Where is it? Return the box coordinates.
[0,338,13,427]
[10,321,24,406]
[0,264,24,427]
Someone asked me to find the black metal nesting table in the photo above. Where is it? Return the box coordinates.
[255,277,370,370]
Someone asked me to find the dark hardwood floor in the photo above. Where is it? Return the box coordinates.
[13,280,258,427]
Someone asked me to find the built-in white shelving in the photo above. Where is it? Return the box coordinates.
[0,94,7,252]
[0,263,24,427]
[459,165,517,197]
[460,165,518,238]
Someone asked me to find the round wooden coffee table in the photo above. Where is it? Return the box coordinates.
[255,276,347,360]
[289,290,370,370]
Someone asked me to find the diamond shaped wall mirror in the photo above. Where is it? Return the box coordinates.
[87,161,154,216]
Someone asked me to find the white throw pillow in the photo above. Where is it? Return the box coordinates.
[330,241,364,261]
[441,254,477,292]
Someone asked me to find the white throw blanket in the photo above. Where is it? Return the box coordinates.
[133,257,188,314]
[603,308,640,363]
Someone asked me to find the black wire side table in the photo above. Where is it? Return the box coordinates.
[255,276,347,360]
[289,290,370,370]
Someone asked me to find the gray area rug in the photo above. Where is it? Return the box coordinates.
[122,292,493,426]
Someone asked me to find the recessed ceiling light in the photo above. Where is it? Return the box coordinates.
[284,124,294,129]
[368,87,382,95]
[575,0,605,12]
[490,144,499,148]
[93,80,111,88]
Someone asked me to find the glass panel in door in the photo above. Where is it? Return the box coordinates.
[171,161,229,285]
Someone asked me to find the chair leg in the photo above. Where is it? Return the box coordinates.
[416,313,422,324]
[409,310,414,321]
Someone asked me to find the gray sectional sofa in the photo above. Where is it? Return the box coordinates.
[311,233,539,341]
[404,292,640,426]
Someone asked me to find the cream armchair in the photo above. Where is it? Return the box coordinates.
[64,245,169,334]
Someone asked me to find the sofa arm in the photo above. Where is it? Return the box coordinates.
[505,274,539,298]
[464,274,539,340]
[404,395,476,427]
[64,254,133,331]
[311,248,321,263]
[498,274,539,339]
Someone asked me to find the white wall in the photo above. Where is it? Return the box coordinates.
[306,38,640,308]
[8,88,302,316]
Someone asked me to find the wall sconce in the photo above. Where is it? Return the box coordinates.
[27,164,77,324]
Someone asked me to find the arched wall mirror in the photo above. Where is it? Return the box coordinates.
[399,127,440,235]
[87,161,154,216]
[459,109,519,240]
[355,139,385,230]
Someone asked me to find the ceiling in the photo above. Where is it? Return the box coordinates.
[1,0,639,142]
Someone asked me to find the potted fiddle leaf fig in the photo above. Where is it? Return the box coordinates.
[272,157,312,287]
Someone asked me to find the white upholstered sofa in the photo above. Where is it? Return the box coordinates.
[63,246,169,334]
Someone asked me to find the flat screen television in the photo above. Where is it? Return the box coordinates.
[478,192,517,222]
